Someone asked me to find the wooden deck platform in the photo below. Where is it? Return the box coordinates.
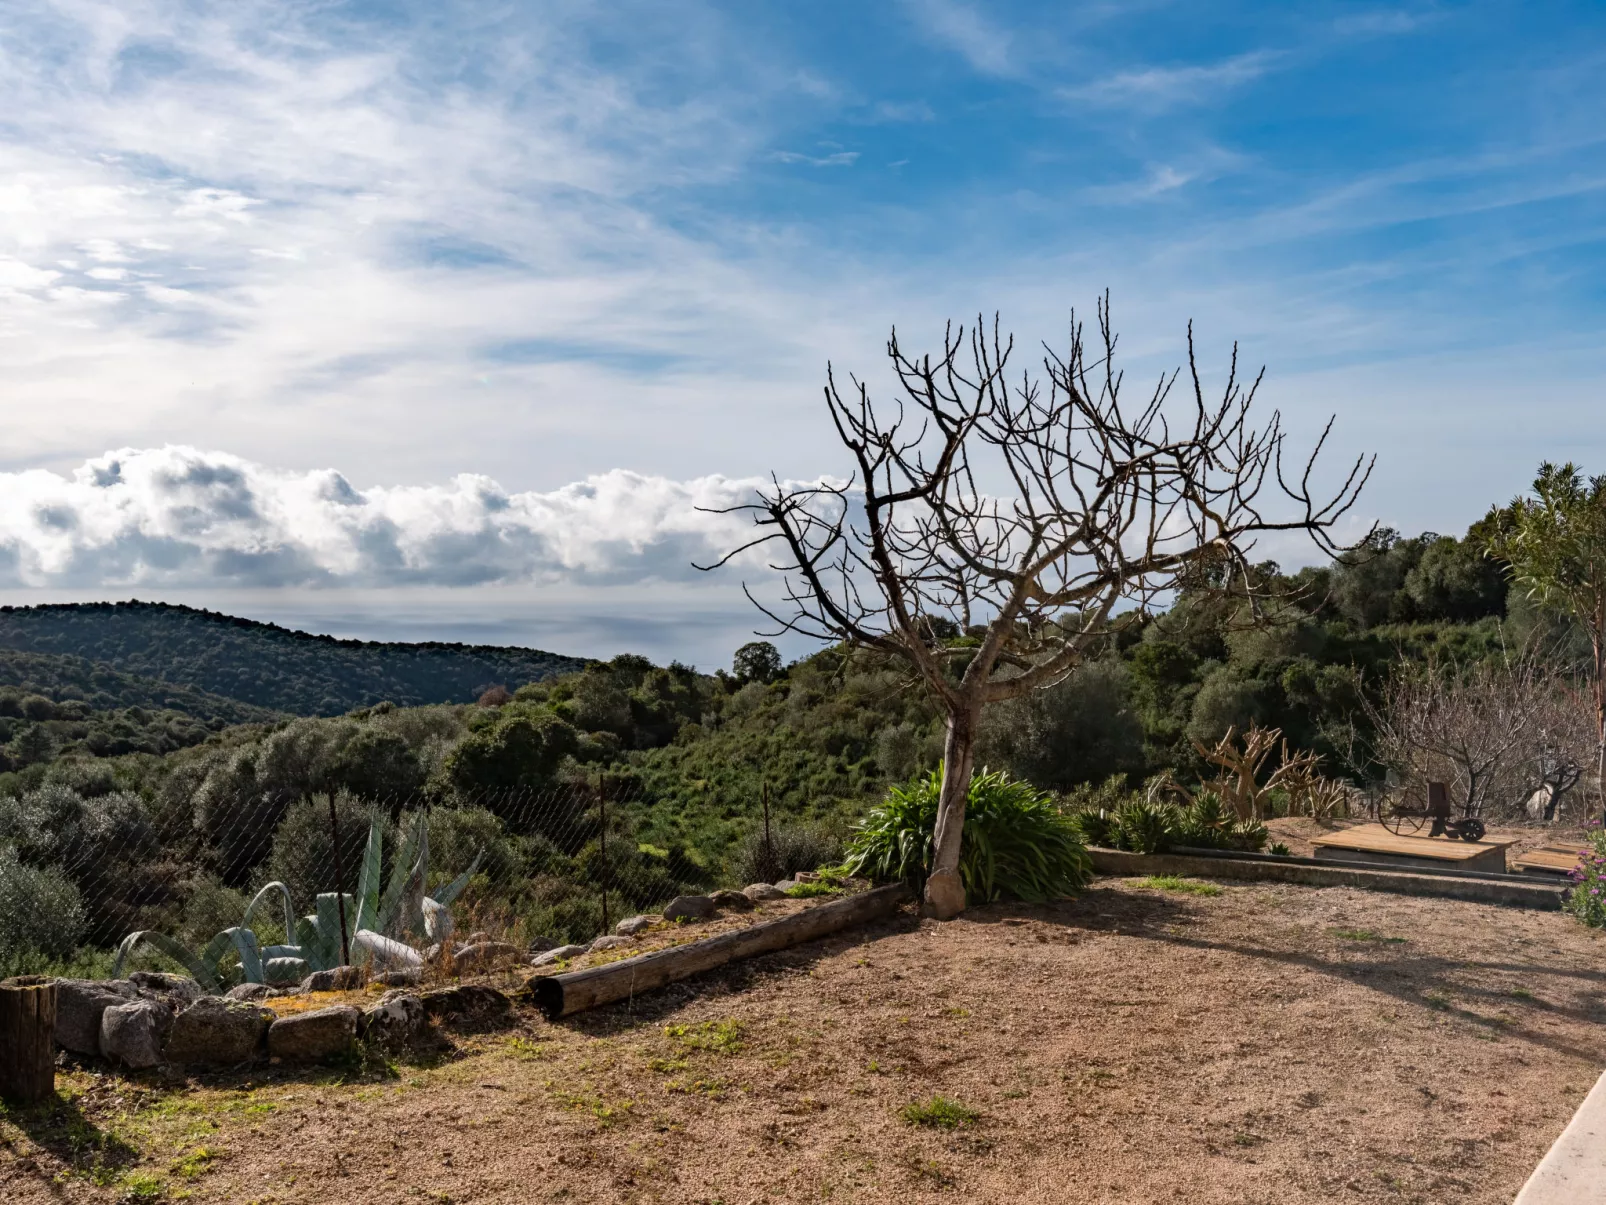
[1310,823,1514,874]
[1511,845,1589,877]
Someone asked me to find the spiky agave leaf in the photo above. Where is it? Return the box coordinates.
[353,817,385,934]
[378,812,427,937]
[113,930,221,992]
[221,927,266,985]
[242,881,297,945]
[428,846,485,908]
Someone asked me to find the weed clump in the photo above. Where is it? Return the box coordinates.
[1134,875,1221,897]
[900,1095,980,1129]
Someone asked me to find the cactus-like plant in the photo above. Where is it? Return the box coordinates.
[115,811,482,990]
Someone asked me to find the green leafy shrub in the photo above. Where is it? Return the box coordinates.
[1107,798,1178,854]
[1086,791,1271,855]
[727,823,842,886]
[843,768,1092,903]
[0,847,85,971]
[1566,824,1606,928]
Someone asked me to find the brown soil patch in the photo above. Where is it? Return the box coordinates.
[4,878,1604,1204]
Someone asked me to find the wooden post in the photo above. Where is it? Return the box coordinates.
[0,976,57,1105]
[598,777,610,934]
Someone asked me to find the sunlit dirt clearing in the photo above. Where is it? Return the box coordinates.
[4,876,1603,1204]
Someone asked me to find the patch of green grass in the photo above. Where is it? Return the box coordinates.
[169,1146,219,1180]
[1509,987,1535,1001]
[121,1171,165,1199]
[899,1095,980,1129]
[1423,990,1451,1011]
[1332,928,1407,944]
[664,1020,744,1055]
[506,1037,547,1061]
[1134,875,1221,896]
[784,880,843,899]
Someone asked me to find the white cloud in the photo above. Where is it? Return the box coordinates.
[1066,51,1280,112]
[0,446,789,589]
[902,0,1017,77]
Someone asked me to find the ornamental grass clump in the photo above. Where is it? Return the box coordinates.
[1566,822,1606,928]
[843,768,1092,903]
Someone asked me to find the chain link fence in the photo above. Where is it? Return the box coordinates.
[0,778,843,987]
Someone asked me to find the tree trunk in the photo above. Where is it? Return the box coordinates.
[0,976,56,1106]
[1595,633,1605,826]
[925,706,978,919]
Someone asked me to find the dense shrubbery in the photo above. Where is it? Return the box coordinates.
[1064,783,1270,855]
[844,768,1093,903]
[0,847,85,973]
[727,823,843,886]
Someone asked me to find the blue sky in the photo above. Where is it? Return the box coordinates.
[0,1,1604,665]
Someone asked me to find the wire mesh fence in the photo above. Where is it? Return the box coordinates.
[0,778,837,989]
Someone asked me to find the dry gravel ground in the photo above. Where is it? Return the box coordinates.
[4,876,1605,1205]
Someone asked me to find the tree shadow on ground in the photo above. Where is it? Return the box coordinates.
[0,1088,139,1199]
[550,909,928,1040]
[1024,885,1606,1064]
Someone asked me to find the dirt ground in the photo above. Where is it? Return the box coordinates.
[1265,816,1593,865]
[4,877,1605,1205]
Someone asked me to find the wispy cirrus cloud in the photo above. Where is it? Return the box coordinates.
[901,0,1017,77]
[1064,50,1282,112]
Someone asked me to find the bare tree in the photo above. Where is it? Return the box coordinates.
[1365,655,1592,823]
[703,299,1370,917]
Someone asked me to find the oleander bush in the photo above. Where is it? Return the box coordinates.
[1566,822,1606,928]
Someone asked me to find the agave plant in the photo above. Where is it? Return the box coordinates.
[115,811,483,991]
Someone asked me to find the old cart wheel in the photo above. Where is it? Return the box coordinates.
[1381,803,1427,836]
[1457,817,1486,843]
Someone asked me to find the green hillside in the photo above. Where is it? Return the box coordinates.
[0,601,587,715]
[0,649,278,725]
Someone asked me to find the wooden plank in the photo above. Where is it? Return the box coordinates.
[1310,823,1514,861]
[527,883,911,1020]
[0,976,57,1105]
[1513,846,1588,875]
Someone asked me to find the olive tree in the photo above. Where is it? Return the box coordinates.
[1484,463,1606,816]
[704,299,1370,917]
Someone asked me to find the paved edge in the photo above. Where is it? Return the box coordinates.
[1089,849,1566,910]
[1514,1070,1606,1204]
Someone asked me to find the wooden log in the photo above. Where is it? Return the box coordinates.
[530,883,911,1020]
[0,976,57,1105]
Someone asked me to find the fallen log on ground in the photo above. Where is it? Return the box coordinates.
[528,882,911,1020]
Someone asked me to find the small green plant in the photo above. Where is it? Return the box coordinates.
[1509,987,1535,1001]
[664,1019,744,1055]
[1332,928,1407,944]
[1565,824,1606,928]
[784,880,842,899]
[1135,875,1221,896]
[844,768,1092,903]
[121,1171,165,1199]
[900,1095,980,1129]
[1267,842,1292,856]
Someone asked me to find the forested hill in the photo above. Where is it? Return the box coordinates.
[0,602,588,715]
[0,649,278,726]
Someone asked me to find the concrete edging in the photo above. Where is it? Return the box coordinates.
[1090,849,1565,910]
[1514,1070,1606,1204]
